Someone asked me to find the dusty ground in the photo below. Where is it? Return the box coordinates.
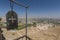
[2,27,60,40]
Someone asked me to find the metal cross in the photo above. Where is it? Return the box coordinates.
[9,16,16,23]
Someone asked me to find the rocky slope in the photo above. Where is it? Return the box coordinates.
[2,27,60,40]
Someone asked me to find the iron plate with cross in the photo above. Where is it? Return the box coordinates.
[6,10,18,30]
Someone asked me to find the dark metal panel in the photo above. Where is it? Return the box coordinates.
[6,10,18,30]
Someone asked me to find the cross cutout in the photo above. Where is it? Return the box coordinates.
[9,16,16,23]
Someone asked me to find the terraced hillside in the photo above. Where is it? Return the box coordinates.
[2,27,60,40]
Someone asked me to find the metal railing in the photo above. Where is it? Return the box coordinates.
[14,35,32,40]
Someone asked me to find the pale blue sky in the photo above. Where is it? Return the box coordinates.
[0,0,60,18]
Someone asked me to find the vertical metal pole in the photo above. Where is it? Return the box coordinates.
[10,0,13,11]
[26,7,27,40]
[0,19,2,40]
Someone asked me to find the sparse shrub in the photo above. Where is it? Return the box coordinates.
[33,22,36,27]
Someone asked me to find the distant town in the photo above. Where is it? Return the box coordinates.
[0,17,60,30]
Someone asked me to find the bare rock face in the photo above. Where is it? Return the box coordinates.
[0,28,5,40]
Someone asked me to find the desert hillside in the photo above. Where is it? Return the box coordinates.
[2,27,60,40]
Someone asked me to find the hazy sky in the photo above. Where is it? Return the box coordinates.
[0,0,60,18]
